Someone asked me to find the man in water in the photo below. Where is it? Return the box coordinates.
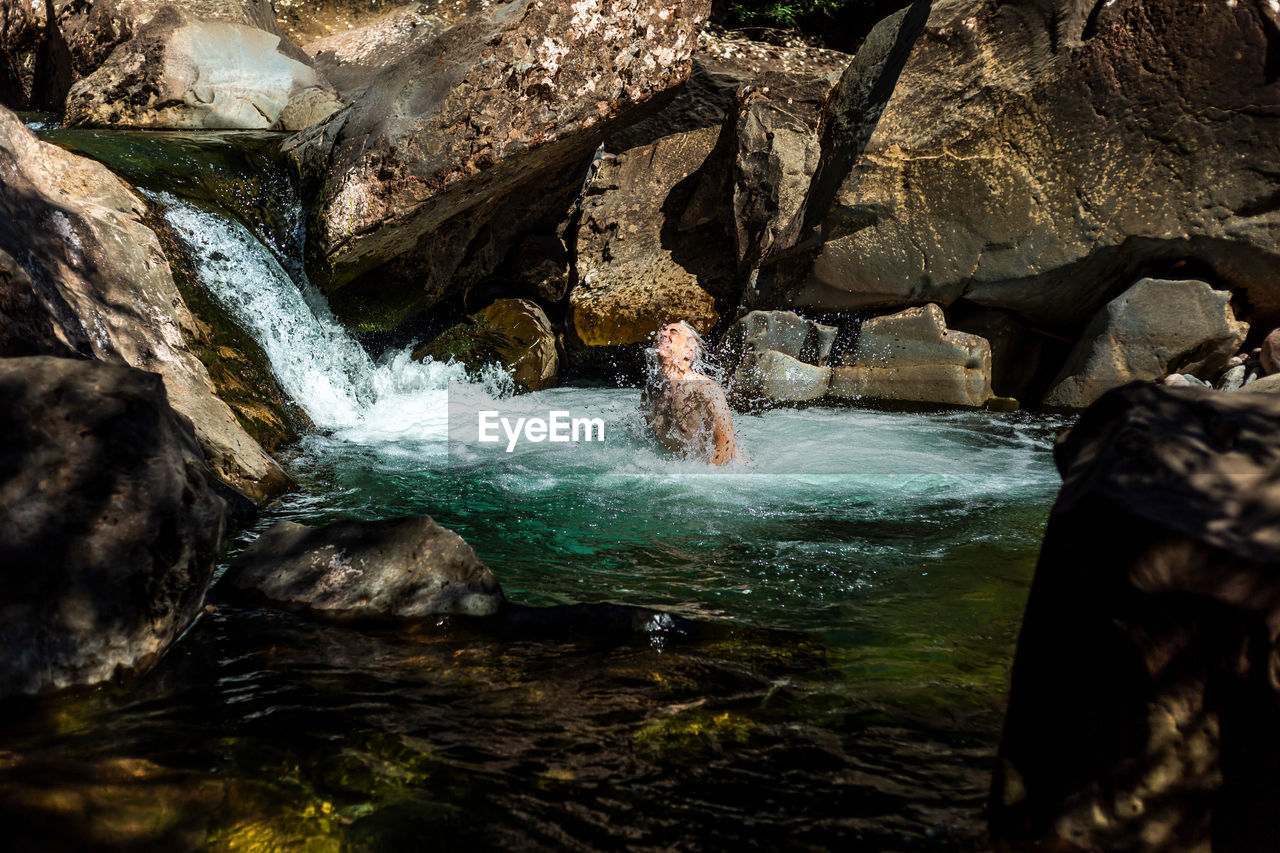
[642,322,741,466]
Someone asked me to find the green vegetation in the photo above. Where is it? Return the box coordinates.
[726,0,857,28]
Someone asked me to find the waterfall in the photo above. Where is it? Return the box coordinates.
[153,193,508,443]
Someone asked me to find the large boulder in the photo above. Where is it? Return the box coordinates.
[220,516,504,620]
[0,357,227,696]
[0,0,43,109]
[728,349,831,407]
[770,0,1280,333]
[991,382,1280,852]
[0,106,290,502]
[1043,278,1248,409]
[286,0,710,332]
[64,6,342,130]
[569,124,738,348]
[828,304,993,407]
[720,309,838,369]
[303,5,449,100]
[413,298,559,392]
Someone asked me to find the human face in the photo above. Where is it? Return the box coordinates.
[656,323,696,370]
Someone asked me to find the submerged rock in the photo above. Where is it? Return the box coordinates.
[288,0,710,332]
[64,8,342,130]
[221,517,504,621]
[413,298,558,392]
[992,382,1280,852]
[0,106,290,502]
[1043,279,1248,409]
[570,124,737,348]
[0,357,227,696]
[771,0,1280,332]
[828,304,993,408]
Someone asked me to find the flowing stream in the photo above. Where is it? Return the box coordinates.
[2,129,1070,850]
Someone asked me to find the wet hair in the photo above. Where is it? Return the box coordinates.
[643,322,722,393]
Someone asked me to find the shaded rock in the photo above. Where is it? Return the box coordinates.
[570,124,737,348]
[828,304,992,407]
[0,106,290,501]
[287,0,710,332]
[1217,363,1248,392]
[65,9,342,130]
[303,5,448,100]
[728,349,830,407]
[730,55,843,276]
[0,0,42,108]
[1260,328,1280,376]
[1043,279,1248,410]
[507,233,570,306]
[413,298,558,392]
[948,304,1054,402]
[991,382,1280,852]
[720,309,836,370]
[775,0,1280,332]
[221,516,504,620]
[1238,373,1280,395]
[0,357,227,696]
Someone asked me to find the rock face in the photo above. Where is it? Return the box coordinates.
[0,0,42,108]
[414,298,558,392]
[772,0,1280,333]
[570,124,737,347]
[829,304,993,407]
[722,309,838,368]
[64,8,342,130]
[729,349,830,406]
[304,5,448,99]
[0,106,290,501]
[992,383,1280,852]
[221,516,504,620]
[0,357,226,696]
[287,0,710,332]
[1043,279,1248,409]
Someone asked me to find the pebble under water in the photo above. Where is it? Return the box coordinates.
[1,129,1069,851]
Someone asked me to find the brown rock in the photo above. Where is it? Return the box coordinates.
[728,349,831,408]
[1043,279,1248,410]
[772,0,1280,332]
[1259,328,1280,376]
[992,382,1280,852]
[570,125,737,348]
[828,304,992,407]
[0,106,290,502]
[287,0,711,332]
[303,5,448,99]
[414,298,558,392]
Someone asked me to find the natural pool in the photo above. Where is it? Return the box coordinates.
[0,128,1068,850]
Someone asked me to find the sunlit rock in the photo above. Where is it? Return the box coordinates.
[767,0,1280,335]
[221,517,505,621]
[303,5,448,100]
[0,107,290,501]
[0,357,227,696]
[288,0,710,333]
[1044,279,1247,409]
[828,304,993,408]
[729,349,831,407]
[570,124,736,348]
[65,13,342,130]
[414,298,558,393]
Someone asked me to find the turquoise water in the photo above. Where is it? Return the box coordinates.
[0,130,1068,850]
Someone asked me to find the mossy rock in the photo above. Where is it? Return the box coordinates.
[413,299,558,392]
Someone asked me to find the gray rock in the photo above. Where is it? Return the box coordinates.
[569,124,737,348]
[1217,363,1248,392]
[0,106,290,502]
[1044,279,1248,409]
[828,304,993,408]
[1238,373,1280,395]
[65,10,343,130]
[221,516,504,620]
[770,0,1280,333]
[729,349,830,407]
[721,310,837,369]
[287,0,710,333]
[992,382,1280,852]
[0,357,227,696]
